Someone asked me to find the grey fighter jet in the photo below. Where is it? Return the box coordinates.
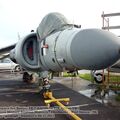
[0,12,120,86]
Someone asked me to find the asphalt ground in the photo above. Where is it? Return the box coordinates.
[0,73,119,120]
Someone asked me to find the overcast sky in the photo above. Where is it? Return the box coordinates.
[0,0,120,48]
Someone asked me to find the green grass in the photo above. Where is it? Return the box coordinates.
[63,72,120,82]
[79,73,120,82]
[106,75,120,82]
[63,72,93,81]
[79,73,93,81]
[63,72,75,77]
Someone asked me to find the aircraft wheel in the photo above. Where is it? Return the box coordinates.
[94,73,105,83]
[23,72,30,82]
[15,65,21,72]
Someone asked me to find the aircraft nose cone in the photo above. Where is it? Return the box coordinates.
[70,29,120,70]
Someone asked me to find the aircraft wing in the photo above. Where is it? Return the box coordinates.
[0,44,16,60]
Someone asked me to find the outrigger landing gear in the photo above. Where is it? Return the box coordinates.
[40,76,82,120]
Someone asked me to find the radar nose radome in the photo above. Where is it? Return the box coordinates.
[70,29,120,70]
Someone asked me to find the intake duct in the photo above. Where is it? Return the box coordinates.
[15,33,40,71]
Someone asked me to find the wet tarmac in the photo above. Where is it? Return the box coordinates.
[53,77,120,106]
[0,73,119,120]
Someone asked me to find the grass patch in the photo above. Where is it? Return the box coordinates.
[79,73,93,81]
[106,75,120,82]
[63,72,120,83]
[63,72,93,81]
[79,73,120,82]
[63,72,75,77]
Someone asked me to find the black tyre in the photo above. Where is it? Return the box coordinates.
[94,73,105,84]
[23,72,30,82]
[15,65,21,71]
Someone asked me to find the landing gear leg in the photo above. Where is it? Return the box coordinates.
[42,77,51,93]
[23,72,34,83]
[42,78,81,120]
[38,77,51,95]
